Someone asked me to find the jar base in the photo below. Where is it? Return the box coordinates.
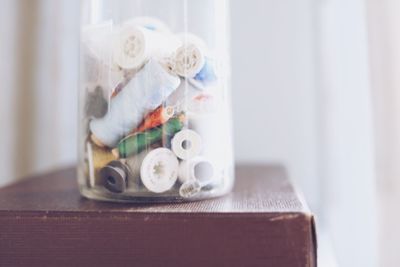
[79,184,233,204]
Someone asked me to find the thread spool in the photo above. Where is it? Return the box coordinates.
[189,58,218,89]
[134,105,175,133]
[171,129,202,160]
[178,156,221,198]
[179,180,202,198]
[89,59,181,148]
[178,157,215,184]
[99,161,131,193]
[113,116,184,158]
[173,43,206,78]
[186,94,228,177]
[126,148,179,193]
[125,151,145,180]
[113,25,181,70]
[188,110,225,163]
[86,141,118,187]
[179,178,219,199]
[172,34,217,87]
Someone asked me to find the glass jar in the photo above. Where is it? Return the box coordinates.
[78,0,234,202]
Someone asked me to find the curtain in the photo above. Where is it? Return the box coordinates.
[0,0,79,185]
[316,0,377,266]
[367,1,400,266]
[0,0,18,185]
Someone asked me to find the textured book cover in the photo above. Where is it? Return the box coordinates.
[0,165,317,267]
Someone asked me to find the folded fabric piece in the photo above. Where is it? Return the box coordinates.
[90,59,181,148]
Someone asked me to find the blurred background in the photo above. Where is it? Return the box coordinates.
[0,0,399,266]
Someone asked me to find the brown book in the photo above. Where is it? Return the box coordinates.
[0,165,317,267]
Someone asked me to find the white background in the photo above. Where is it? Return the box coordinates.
[231,0,320,210]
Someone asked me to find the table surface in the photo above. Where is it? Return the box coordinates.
[0,165,308,214]
[0,165,316,267]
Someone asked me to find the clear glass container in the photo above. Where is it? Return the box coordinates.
[78,0,234,202]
